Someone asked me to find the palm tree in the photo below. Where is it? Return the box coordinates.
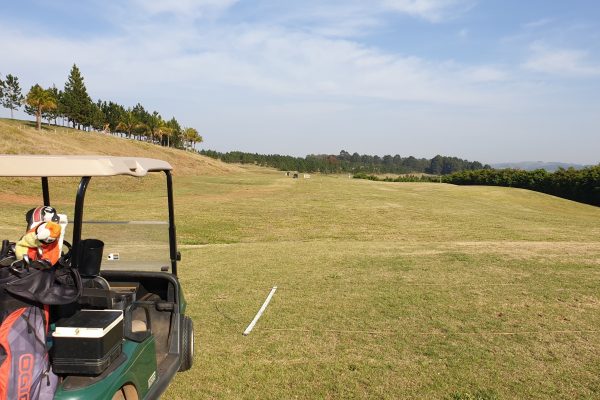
[25,85,57,130]
[155,118,173,147]
[183,127,202,150]
[145,111,161,143]
[116,109,141,139]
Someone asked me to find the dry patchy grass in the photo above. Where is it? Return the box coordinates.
[0,118,241,176]
[164,169,599,399]
[0,148,599,398]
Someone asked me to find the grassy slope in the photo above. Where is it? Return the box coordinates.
[0,118,241,176]
[1,122,599,399]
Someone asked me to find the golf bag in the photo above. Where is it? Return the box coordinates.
[0,306,58,400]
[0,240,82,399]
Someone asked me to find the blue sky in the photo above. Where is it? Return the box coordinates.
[1,0,599,164]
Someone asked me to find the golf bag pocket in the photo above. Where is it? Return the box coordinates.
[0,307,58,400]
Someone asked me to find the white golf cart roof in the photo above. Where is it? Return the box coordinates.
[0,155,172,177]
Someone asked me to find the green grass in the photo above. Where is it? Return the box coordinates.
[1,163,599,399]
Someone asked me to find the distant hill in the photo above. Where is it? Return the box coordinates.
[0,118,241,176]
[491,161,589,172]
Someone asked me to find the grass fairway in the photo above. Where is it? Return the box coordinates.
[1,157,599,398]
[165,168,599,399]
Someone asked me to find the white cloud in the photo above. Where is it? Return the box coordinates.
[130,0,238,18]
[168,25,512,105]
[1,1,599,163]
[381,0,475,22]
[523,42,600,77]
[522,18,553,29]
[259,0,475,40]
[463,66,509,82]
[0,16,515,109]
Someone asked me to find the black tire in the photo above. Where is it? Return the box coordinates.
[179,316,194,371]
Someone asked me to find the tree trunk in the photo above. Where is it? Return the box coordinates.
[36,109,42,130]
[10,107,14,119]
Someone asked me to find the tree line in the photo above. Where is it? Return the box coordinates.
[200,149,490,175]
[443,166,600,206]
[353,166,600,206]
[0,65,203,149]
[353,173,441,182]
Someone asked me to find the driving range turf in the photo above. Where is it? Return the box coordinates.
[1,164,599,399]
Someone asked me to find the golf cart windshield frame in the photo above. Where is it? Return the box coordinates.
[39,170,179,275]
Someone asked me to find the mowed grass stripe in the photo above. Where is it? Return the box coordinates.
[185,242,600,332]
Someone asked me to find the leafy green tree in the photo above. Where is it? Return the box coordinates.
[62,64,92,129]
[90,100,107,131]
[427,155,443,175]
[132,103,149,125]
[199,150,486,176]
[183,127,202,150]
[148,114,172,146]
[100,101,126,133]
[166,117,183,148]
[116,109,142,138]
[443,166,600,206]
[145,111,161,143]
[126,103,149,140]
[1,74,24,119]
[42,85,62,126]
[25,84,57,130]
[160,120,174,146]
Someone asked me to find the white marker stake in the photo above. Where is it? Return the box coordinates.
[243,286,277,336]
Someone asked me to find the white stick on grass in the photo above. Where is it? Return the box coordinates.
[243,286,277,336]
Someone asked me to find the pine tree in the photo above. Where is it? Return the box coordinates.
[1,74,24,119]
[63,64,92,129]
[90,100,107,131]
[100,101,126,134]
[146,111,161,143]
[116,109,141,138]
[166,117,182,148]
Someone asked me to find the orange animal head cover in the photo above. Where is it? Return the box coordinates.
[23,222,62,265]
[35,222,61,244]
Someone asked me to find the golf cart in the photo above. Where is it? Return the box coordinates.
[0,155,193,400]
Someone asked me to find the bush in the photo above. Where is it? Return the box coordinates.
[443,166,600,206]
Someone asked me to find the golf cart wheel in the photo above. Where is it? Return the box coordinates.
[111,384,138,400]
[179,316,194,371]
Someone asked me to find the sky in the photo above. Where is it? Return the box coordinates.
[1,0,599,164]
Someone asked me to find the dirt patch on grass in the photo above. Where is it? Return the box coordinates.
[452,241,600,252]
[0,192,42,205]
[449,241,600,263]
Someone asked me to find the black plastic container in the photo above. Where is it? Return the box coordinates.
[52,309,123,375]
[78,239,104,277]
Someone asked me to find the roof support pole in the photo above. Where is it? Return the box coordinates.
[41,177,50,206]
[165,171,178,275]
[72,176,91,269]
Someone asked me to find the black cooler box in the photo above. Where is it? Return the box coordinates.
[52,310,124,375]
